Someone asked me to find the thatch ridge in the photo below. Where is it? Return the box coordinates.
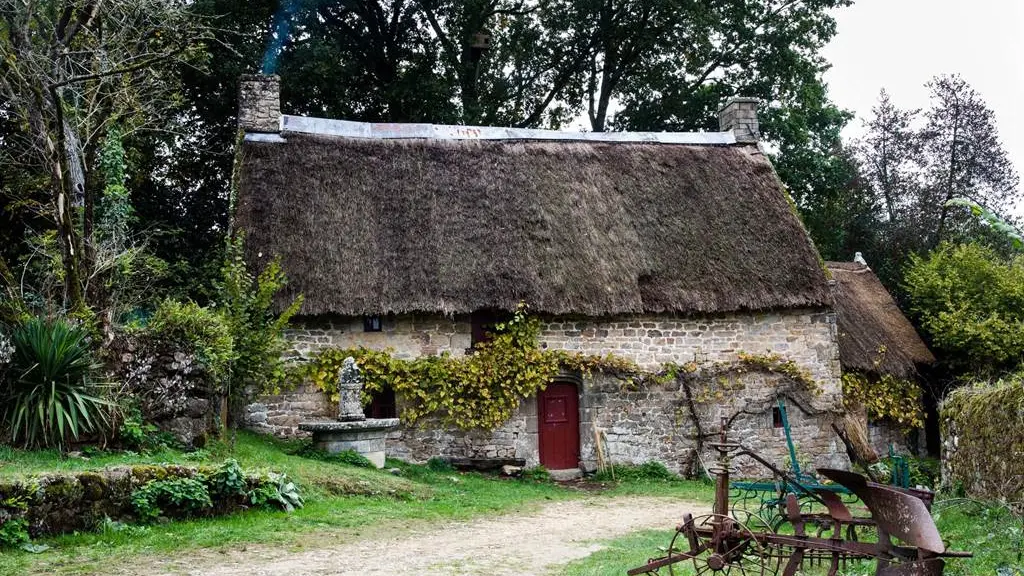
[826,262,935,378]
[235,133,832,316]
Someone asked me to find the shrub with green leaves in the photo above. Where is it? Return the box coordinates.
[905,243,1024,379]
[248,472,303,512]
[0,317,112,448]
[208,459,247,500]
[593,462,678,482]
[520,465,552,483]
[215,234,302,397]
[0,517,30,548]
[131,476,213,523]
[292,441,374,468]
[145,299,234,388]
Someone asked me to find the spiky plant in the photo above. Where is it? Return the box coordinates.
[1,317,112,448]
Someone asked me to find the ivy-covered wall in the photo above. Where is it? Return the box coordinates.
[248,309,846,475]
[282,309,842,400]
[381,368,847,476]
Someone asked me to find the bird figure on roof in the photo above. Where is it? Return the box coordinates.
[854,252,868,266]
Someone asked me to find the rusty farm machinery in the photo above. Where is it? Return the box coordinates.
[627,424,971,576]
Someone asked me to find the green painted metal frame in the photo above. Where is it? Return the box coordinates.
[729,398,852,524]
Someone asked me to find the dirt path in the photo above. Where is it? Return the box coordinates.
[158,496,710,576]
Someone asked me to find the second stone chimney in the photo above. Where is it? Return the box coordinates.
[238,74,281,133]
[718,97,760,144]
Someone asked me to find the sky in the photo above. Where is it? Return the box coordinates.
[822,0,1024,214]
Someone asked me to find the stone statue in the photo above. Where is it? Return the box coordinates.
[337,357,366,422]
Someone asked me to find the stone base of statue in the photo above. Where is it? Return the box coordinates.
[298,356,399,468]
[298,418,400,468]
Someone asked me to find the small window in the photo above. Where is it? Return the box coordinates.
[363,387,397,419]
[771,407,784,429]
[363,315,382,332]
[470,310,499,347]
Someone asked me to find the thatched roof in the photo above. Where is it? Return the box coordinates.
[234,125,832,317]
[826,262,935,378]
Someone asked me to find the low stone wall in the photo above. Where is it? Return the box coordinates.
[108,336,217,448]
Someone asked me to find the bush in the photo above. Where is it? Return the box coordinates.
[426,457,453,473]
[293,443,374,468]
[0,460,301,539]
[941,374,1024,501]
[520,465,551,483]
[0,317,112,448]
[0,517,29,548]
[593,462,679,482]
[145,299,234,387]
[131,477,213,523]
[208,459,247,500]
[248,472,303,512]
[905,243,1024,379]
[215,234,302,396]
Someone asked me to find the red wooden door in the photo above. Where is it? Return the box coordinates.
[537,382,580,470]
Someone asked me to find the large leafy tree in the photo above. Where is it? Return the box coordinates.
[921,75,1020,248]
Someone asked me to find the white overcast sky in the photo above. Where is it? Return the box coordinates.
[822,0,1024,214]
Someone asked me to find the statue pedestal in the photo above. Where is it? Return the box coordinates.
[298,418,400,468]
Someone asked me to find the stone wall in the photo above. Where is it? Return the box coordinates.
[867,420,916,457]
[283,309,841,395]
[538,310,841,407]
[245,382,334,438]
[382,370,846,477]
[246,308,847,476]
[108,336,217,448]
[284,314,472,360]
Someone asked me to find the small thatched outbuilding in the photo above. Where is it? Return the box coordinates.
[827,261,934,379]
[234,75,850,476]
[826,261,935,454]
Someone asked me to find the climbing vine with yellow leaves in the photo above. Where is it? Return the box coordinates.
[841,372,924,430]
[292,305,827,431]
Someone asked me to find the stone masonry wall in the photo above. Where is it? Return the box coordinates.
[283,314,472,360]
[244,308,847,475]
[384,369,847,477]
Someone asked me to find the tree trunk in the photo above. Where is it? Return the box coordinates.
[933,104,961,247]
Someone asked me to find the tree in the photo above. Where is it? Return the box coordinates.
[852,78,1021,297]
[921,75,1020,248]
[857,90,921,225]
[0,0,210,313]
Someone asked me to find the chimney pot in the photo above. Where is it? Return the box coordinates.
[718,97,760,143]
[238,74,281,133]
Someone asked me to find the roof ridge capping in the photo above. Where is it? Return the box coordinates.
[278,114,739,145]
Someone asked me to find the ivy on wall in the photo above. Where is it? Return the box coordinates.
[941,375,1024,503]
[841,372,924,430]
[292,306,828,431]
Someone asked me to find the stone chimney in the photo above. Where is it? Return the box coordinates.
[238,74,281,133]
[718,97,760,144]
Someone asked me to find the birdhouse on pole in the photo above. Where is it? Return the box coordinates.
[469,30,492,64]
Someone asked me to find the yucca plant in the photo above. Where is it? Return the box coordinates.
[0,317,112,448]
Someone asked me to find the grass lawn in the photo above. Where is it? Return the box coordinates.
[0,432,713,575]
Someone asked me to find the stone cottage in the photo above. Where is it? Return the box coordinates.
[234,74,849,476]
[826,260,936,455]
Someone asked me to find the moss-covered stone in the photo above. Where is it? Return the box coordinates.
[0,461,292,541]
